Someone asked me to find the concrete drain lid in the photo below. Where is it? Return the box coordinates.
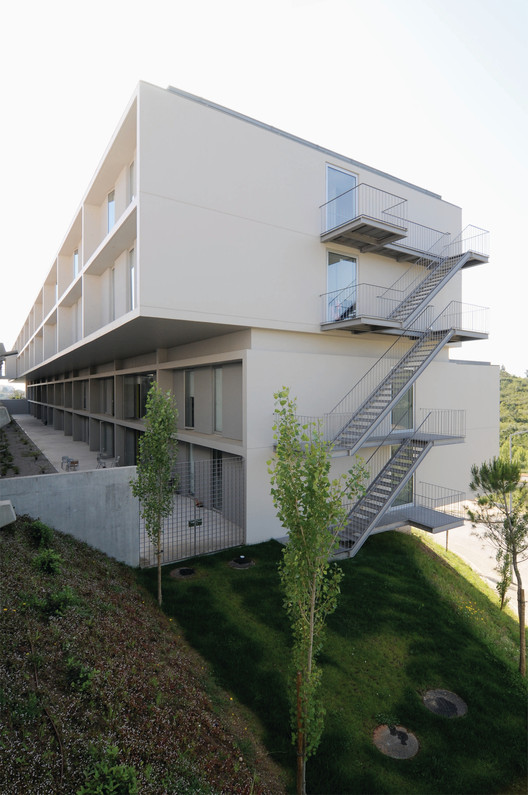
[373,725,419,759]
[423,689,467,718]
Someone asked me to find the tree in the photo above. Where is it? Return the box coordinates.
[268,388,366,794]
[131,383,178,606]
[468,457,528,676]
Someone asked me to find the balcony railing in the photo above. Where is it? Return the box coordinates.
[321,282,399,324]
[321,183,407,235]
[295,406,466,449]
[413,481,466,518]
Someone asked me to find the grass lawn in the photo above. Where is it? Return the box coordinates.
[137,531,527,795]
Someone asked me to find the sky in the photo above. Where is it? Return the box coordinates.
[0,0,526,376]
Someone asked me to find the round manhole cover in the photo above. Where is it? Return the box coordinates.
[423,689,467,718]
[373,725,419,759]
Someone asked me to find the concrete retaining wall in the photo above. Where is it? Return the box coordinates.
[0,467,140,566]
[0,399,29,413]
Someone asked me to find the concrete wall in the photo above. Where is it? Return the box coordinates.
[0,467,140,567]
[0,399,29,413]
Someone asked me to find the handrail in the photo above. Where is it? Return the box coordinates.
[301,300,487,444]
[381,224,489,305]
[320,183,407,234]
[414,481,465,515]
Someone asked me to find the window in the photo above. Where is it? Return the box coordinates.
[123,373,154,419]
[128,247,136,311]
[325,165,357,231]
[391,444,414,507]
[128,161,135,203]
[326,252,357,321]
[109,267,115,321]
[214,367,223,433]
[391,386,413,431]
[184,370,195,428]
[73,249,79,277]
[107,190,115,232]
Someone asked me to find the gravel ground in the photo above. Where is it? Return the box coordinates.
[0,419,56,477]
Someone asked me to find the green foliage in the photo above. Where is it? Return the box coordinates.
[32,548,63,575]
[268,387,366,784]
[468,456,528,675]
[130,382,178,606]
[495,549,512,610]
[66,656,99,693]
[33,585,78,618]
[28,519,55,548]
[500,369,528,466]
[77,746,138,795]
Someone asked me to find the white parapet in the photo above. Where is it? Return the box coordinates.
[0,500,16,528]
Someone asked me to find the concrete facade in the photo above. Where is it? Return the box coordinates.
[7,82,499,553]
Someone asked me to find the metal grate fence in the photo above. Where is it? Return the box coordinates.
[139,456,246,567]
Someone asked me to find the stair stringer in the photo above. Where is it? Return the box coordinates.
[388,251,472,327]
[332,328,455,456]
[337,438,434,559]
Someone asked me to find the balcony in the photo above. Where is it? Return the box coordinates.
[372,482,466,534]
[320,184,407,251]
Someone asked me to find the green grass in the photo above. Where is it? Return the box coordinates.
[137,533,527,795]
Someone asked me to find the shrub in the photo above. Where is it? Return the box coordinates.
[66,656,99,693]
[33,549,63,575]
[28,519,54,549]
[77,746,138,795]
[33,586,77,618]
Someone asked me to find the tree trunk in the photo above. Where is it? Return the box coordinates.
[519,589,526,677]
[512,554,525,677]
[296,670,306,795]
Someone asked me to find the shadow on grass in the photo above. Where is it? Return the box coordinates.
[137,534,527,795]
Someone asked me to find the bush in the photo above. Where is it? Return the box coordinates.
[33,586,77,618]
[33,549,63,575]
[77,746,138,795]
[28,519,54,549]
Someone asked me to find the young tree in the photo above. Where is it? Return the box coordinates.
[131,383,178,606]
[268,388,366,795]
[468,457,528,676]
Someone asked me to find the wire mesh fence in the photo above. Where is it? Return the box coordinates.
[139,455,246,567]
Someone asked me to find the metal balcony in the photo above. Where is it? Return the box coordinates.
[320,184,407,251]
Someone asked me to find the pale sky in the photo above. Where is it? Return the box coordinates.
[0,0,526,376]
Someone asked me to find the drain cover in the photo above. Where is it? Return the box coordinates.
[423,689,467,718]
[373,725,419,759]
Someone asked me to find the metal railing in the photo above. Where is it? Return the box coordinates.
[139,456,245,566]
[414,481,466,518]
[381,225,490,308]
[321,282,398,324]
[320,183,407,235]
[417,408,466,438]
[300,301,487,444]
[387,219,450,257]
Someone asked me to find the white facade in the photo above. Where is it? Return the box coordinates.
[8,81,499,555]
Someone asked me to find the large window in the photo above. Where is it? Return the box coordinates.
[128,247,136,311]
[326,165,357,231]
[214,367,223,433]
[107,190,115,232]
[184,370,195,428]
[124,373,154,419]
[327,252,357,321]
[391,386,413,431]
[391,444,414,507]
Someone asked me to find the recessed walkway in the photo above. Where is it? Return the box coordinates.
[11,414,100,473]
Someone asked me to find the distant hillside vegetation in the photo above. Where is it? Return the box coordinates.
[500,369,528,465]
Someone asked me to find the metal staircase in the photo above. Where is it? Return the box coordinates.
[338,434,433,557]
[386,253,469,326]
[333,323,454,455]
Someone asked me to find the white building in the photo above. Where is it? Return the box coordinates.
[7,81,499,559]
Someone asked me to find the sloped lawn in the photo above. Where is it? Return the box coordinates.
[138,532,527,794]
